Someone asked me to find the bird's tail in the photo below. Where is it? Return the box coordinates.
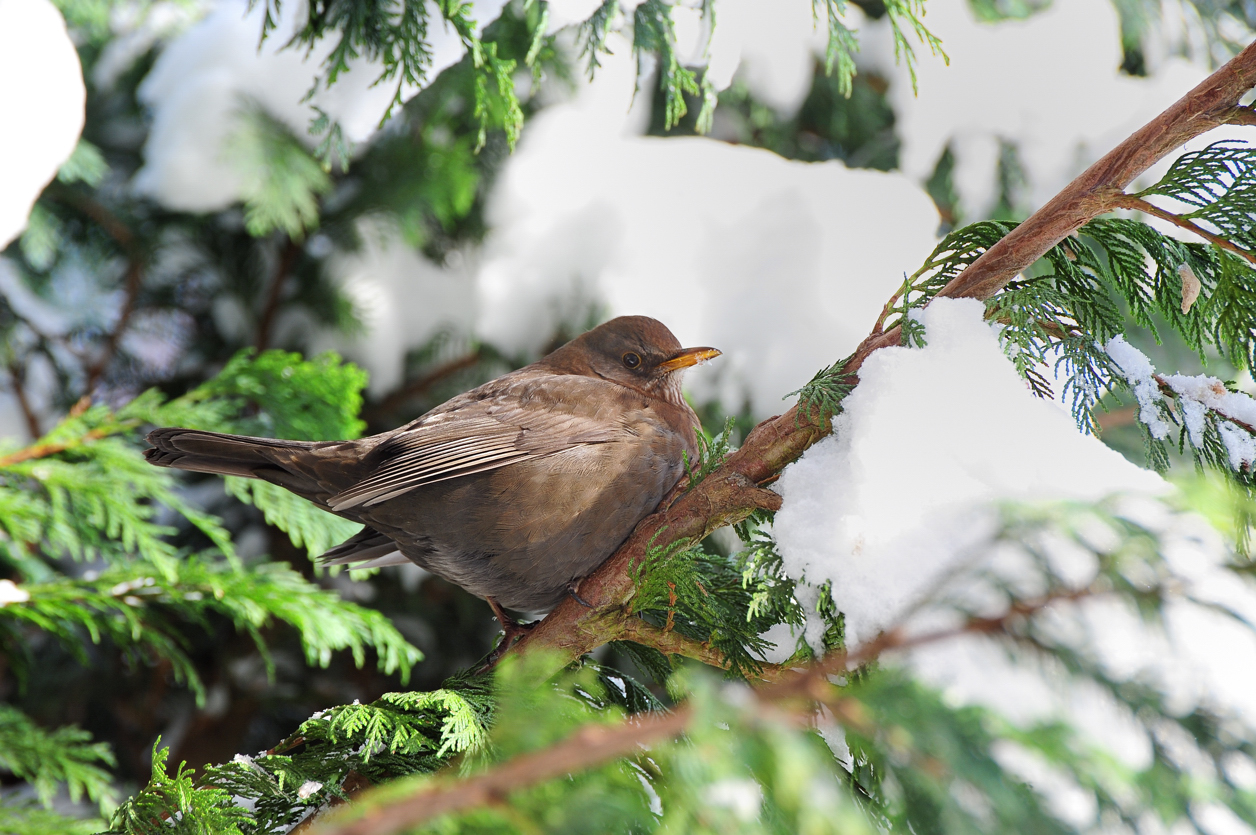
[144,427,322,478]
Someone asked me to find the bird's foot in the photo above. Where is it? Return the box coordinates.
[478,597,537,672]
[566,579,594,609]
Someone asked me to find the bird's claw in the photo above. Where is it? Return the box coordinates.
[567,579,594,609]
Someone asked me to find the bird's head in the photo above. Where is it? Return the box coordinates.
[540,316,720,403]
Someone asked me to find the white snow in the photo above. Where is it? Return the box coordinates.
[473,39,939,419]
[774,299,1167,650]
[0,0,85,248]
[1105,335,1173,440]
[133,0,509,212]
[0,579,29,607]
[771,299,1256,820]
[306,221,478,397]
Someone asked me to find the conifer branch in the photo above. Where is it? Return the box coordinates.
[614,616,788,682]
[0,426,118,468]
[1116,194,1256,266]
[315,582,1109,835]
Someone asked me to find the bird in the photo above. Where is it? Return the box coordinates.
[144,316,720,645]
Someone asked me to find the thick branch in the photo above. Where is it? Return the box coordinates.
[934,42,1256,304]
[502,36,1256,680]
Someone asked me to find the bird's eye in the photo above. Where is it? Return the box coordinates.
[622,352,642,369]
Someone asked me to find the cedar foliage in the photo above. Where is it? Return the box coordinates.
[6,1,1256,834]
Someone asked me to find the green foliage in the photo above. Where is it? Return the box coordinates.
[787,359,855,425]
[687,416,737,489]
[0,705,116,811]
[0,350,420,831]
[227,107,332,239]
[273,0,527,154]
[630,531,785,680]
[195,348,368,441]
[1,555,421,701]
[105,744,250,835]
[0,801,104,835]
[633,0,702,131]
[107,680,495,834]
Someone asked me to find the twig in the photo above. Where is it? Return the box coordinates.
[1116,194,1256,267]
[255,239,302,351]
[49,186,147,393]
[7,363,41,440]
[615,616,789,683]
[0,426,124,468]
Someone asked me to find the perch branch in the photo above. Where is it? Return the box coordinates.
[501,36,1256,678]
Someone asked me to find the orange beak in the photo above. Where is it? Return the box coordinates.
[657,347,722,373]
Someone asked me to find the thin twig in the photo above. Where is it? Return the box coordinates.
[0,426,123,468]
[1116,195,1256,266]
[615,616,789,683]
[48,186,148,393]
[7,363,42,440]
[255,239,302,351]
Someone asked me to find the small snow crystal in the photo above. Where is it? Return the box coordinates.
[297,780,323,800]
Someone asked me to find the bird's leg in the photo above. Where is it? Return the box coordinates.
[566,578,594,609]
[485,596,536,655]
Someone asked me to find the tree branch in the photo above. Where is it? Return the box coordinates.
[368,348,484,420]
[497,36,1256,682]
[6,363,42,440]
[255,238,302,351]
[1115,194,1256,266]
[49,186,148,393]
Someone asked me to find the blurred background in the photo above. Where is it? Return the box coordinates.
[2,0,1253,809]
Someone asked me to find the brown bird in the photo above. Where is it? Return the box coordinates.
[144,316,719,641]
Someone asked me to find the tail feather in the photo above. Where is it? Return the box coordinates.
[144,427,317,479]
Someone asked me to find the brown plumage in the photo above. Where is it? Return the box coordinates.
[144,316,719,617]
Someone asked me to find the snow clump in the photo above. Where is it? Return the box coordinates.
[0,0,85,248]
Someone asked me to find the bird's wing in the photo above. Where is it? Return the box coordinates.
[326,390,624,512]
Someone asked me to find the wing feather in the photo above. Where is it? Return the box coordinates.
[327,383,625,511]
